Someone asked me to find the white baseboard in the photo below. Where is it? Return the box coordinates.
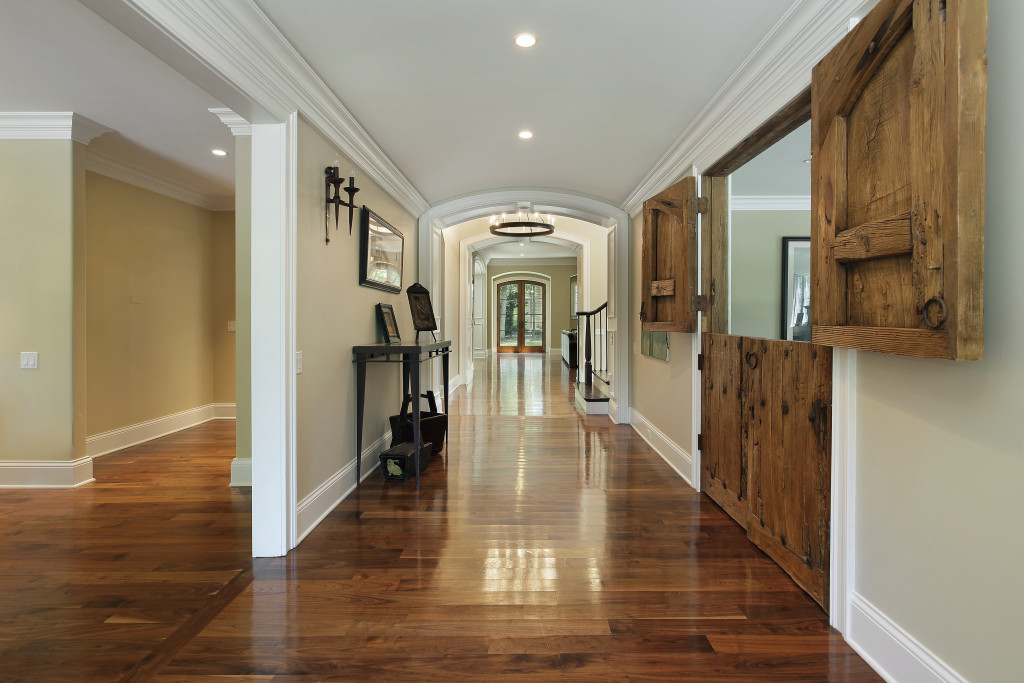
[295,430,390,544]
[630,408,693,488]
[86,403,237,458]
[847,593,967,683]
[230,457,252,487]
[0,456,95,489]
[574,390,609,415]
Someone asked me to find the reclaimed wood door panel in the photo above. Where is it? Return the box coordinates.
[641,176,698,333]
[700,333,747,527]
[810,0,987,360]
[744,338,832,609]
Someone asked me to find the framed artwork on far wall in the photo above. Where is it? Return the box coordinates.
[780,236,811,342]
[376,303,401,344]
[359,206,404,293]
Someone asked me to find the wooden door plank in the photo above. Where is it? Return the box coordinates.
[811,116,847,331]
[700,334,747,528]
[811,325,949,357]
[701,175,730,334]
[832,213,912,262]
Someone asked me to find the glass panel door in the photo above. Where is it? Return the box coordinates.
[496,280,545,353]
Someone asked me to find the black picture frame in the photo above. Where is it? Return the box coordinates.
[780,236,811,341]
[359,206,403,293]
[376,303,401,344]
[406,282,438,331]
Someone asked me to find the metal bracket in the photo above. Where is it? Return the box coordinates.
[695,197,709,214]
[691,294,710,312]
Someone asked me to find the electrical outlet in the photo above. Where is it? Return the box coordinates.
[227,321,236,332]
[20,352,38,369]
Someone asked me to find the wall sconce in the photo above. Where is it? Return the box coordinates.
[324,166,360,243]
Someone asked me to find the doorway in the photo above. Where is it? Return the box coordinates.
[497,280,546,353]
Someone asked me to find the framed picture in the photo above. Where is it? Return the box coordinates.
[359,206,403,293]
[376,303,401,344]
[780,236,811,341]
[406,282,437,331]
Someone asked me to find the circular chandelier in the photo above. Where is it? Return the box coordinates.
[489,211,555,237]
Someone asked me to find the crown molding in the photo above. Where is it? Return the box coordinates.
[87,0,427,216]
[424,188,625,228]
[0,112,114,144]
[209,107,251,136]
[86,148,232,211]
[621,0,866,214]
[731,195,811,211]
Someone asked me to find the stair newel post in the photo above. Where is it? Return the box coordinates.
[584,312,593,386]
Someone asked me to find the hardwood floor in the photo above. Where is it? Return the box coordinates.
[0,354,880,681]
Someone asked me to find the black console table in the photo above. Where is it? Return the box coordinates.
[352,340,450,488]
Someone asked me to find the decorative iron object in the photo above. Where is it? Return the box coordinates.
[406,282,438,343]
[324,166,360,243]
[488,210,555,237]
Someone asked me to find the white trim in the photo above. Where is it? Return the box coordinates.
[630,409,694,488]
[208,107,252,136]
[848,593,968,683]
[487,257,578,267]
[731,195,811,211]
[86,403,235,458]
[622,0,868,215]
[295,430,390,544]
[830,348,857,632]
[0,457,95,489]
[0,112,113,143]
[230,457,252,487]
[81,0,427,217]
[250,115,298,558]
[490,271,554,353]
[574,390,609,415]
[85,148,233,211]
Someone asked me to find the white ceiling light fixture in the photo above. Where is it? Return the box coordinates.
[518,130,533,139]
[514,33,537,48]
[489,210,555,237]
[211,148,228,156]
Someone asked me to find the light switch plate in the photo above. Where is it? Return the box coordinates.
[227,321,236,332]
[20,352,38,369]
[296,351,303,374]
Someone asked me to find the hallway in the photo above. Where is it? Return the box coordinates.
[163,354,877,680]
[0,354,879,680]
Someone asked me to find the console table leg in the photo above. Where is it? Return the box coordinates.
[355,356,366,487]
[409,353,421,489]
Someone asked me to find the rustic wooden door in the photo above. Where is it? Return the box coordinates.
[811,0,987,360]
[640,176,699,333]
[700,334,832,611]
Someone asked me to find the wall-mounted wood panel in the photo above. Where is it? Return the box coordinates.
[810,0,987,360]
[640,176,697,333]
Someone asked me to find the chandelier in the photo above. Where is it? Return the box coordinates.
[488,210,555,237]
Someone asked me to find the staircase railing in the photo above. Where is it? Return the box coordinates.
[576,302,608,387]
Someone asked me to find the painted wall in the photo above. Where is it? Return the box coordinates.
[486,263,577,350]
[853,1,1024,679]
[0,140,81,464]
[730,209,811,339]
[628,209,694,458]
[234,136,252,466]
[294,118,417,501]
[84,172,233,436]
[442,229,460,379]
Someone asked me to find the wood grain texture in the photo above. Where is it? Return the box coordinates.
[704,89,812,177]
[701,175,731,334]
[701,334,748,527]
[641,176,698,333]
[812,325,950,357]
[810,0,987,360]
[832,213,912,263]
[1,357,878,680]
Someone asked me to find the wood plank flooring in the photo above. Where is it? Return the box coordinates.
[0,354,880,681]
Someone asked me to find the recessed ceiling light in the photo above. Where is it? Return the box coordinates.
[514,33,537,48]
[212,149,228,156]
[518,130,533,139]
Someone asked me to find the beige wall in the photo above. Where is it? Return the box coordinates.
[234,136,252,464]
[211,210,236,403]
[486,263,576,350]
[628,209,693,450]
[295,117,417,500]
[85,172,233,435]
[853,1,1024,679]
[442,230,460,377]
[730,209,811,339]
[0,140,80,463]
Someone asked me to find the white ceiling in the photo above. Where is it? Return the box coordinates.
[476,238,578,262]
[1,0,802,208]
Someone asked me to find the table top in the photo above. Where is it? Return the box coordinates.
[353,340,451,358]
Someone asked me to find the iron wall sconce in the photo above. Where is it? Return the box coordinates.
[324,166,360,243]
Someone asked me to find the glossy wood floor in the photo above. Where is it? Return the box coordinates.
[0,354,881,681]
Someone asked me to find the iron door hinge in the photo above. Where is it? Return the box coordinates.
[691,294,710,312]
[697,353,704,372]
[697,433,704,451]
[696,197,709,214]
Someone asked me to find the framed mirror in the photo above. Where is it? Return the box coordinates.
[359,206,403,293]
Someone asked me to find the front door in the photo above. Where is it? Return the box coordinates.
[497,280,545,353]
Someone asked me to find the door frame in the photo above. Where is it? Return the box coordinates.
[491,272,553,354]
